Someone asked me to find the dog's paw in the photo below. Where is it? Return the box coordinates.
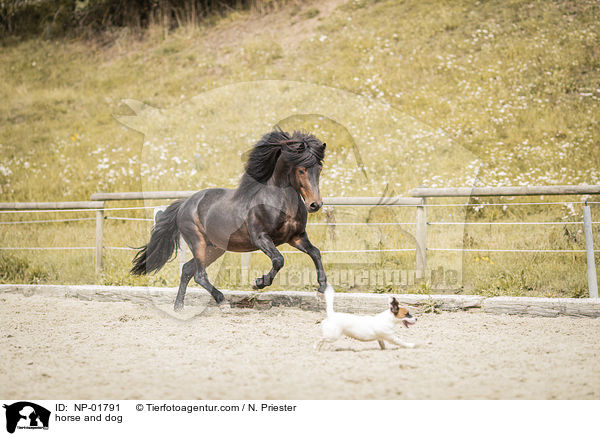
[314,340,326,351]
[403,342,416,349]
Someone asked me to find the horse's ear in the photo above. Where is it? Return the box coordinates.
[322,142,326,149]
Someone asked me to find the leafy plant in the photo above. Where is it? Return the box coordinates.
[420,297,442,314]
[0,253,49,283]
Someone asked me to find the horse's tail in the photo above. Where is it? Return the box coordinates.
[324,283,335,316]
[131,199,184,275]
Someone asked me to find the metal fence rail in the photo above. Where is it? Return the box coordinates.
[0,201,105,275]
[409,185,600,197]
[88,185,600,296]
[1,185,599,296]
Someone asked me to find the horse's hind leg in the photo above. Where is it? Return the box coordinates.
[178,229,225,308]
[192,243,226,304]
[174,259,196,311]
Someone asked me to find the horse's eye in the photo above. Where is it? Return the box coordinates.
[298,169,305,175]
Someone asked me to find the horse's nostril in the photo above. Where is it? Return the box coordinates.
[309,202,320,211]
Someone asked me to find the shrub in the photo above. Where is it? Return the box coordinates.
[0,252,49,283]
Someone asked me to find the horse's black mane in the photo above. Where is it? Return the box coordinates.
[241,129,325,185]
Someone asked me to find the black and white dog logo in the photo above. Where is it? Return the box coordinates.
[3,402,50,433]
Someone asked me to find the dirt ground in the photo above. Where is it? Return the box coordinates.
[1,293,599,400]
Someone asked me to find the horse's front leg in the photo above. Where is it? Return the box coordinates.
[250,232,284,289]
[289,232,327,293]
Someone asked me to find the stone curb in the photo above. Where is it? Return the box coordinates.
[482,296,600,318]
[0,284,599,318]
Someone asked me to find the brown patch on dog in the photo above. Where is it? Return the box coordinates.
[397,307,409,318]
[390,297,410,318]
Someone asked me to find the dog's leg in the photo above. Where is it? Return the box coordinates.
[377,339,386,350]
[315,336,337,351]
[315,338,331,351]
[386,335,415,348]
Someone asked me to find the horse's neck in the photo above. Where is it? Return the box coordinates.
[268,157,291,188]
[233,173,296,202]
[233,157,297,203]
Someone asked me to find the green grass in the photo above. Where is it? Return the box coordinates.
[0,0,599,296]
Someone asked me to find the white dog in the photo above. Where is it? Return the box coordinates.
[317,284,417,350]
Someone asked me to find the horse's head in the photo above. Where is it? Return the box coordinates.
[281,133,326,213]
[291,163,323,212]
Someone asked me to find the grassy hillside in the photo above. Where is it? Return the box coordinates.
[0,0,598,296]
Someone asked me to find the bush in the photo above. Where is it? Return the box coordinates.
[0,0,75,38]
[0,0,289,39]
[0,252,49,283]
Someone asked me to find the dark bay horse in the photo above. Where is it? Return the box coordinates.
[131,129,328,310]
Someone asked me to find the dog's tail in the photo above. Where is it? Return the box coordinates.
[324,283,335,316]
[130,199,184,275]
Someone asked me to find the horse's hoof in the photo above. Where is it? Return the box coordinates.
[174,302,184,312]
[218,301,232,313]
[251,280,258,290]
[213,292,226,305]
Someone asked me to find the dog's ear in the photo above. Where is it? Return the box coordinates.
[389,296,400,315]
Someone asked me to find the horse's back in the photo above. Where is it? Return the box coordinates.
[177,188,230,227]
[178,186,307,252]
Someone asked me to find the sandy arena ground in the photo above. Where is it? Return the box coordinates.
[1,293,599,399]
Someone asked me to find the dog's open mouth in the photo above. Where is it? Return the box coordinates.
[402,319,416,328]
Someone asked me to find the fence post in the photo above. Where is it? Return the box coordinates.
[583,202,598,298]
[95,204,104,279]
[416,197,427,281]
